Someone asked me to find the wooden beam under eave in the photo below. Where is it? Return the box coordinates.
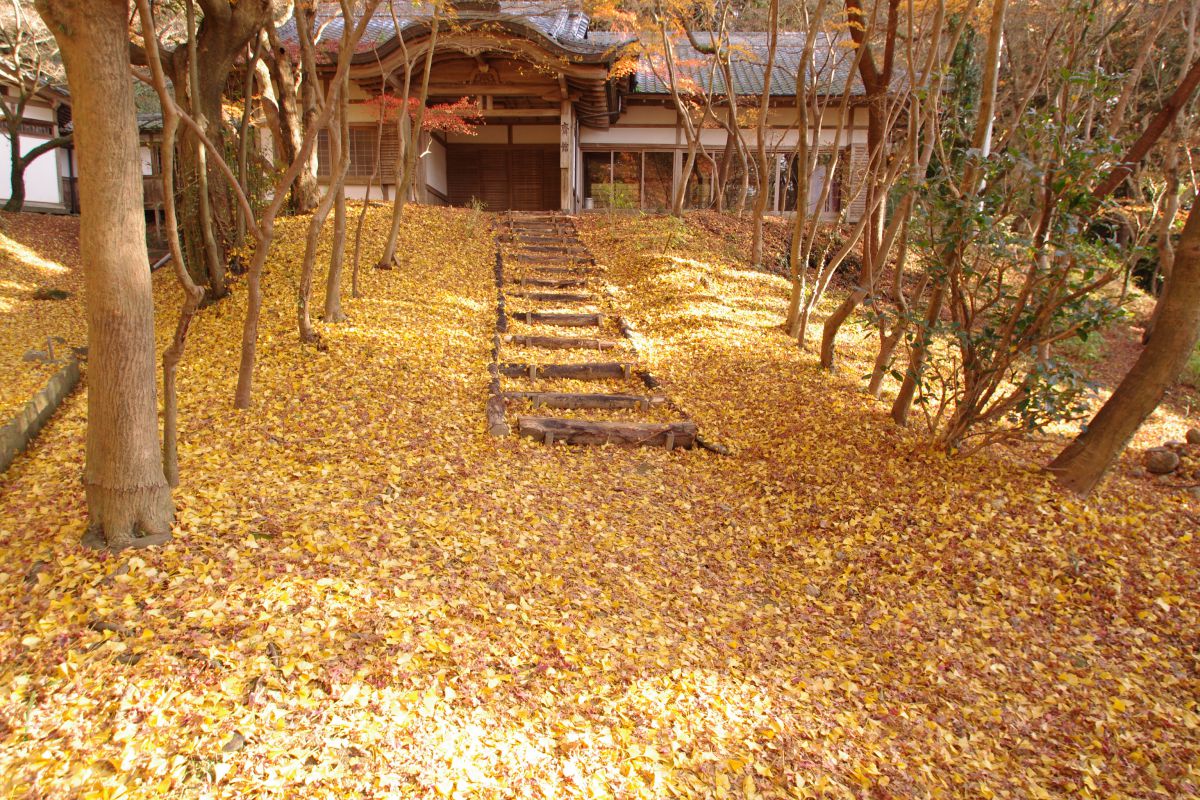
[477,108,560,118]
[425,83,561,96]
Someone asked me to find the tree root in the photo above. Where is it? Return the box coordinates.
[80,527,173,553]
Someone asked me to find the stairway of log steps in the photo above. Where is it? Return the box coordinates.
[486,211,699,449]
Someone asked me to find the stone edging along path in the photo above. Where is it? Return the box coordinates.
[0,356,81,473]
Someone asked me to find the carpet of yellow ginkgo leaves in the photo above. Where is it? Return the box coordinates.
[0,206,1197,800]
[0,212,87,422]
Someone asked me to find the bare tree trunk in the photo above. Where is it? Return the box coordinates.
[298,7,354,343]
[38,0,173,550]
[891,0,1007,424]
[235,35,263,250]
[1049,199,1200,494]
[1143,141,1181,343]
[155,0,269,289]
[1142,5,1195,343]
[378,5,439,268]
[4,127,25,211]
[661,22,700,217]
[136,0,203,490]
[750,0,779,267]
[324,69,351,323]
[185,0,226,298]
[234,0,383,407]
[351,101,386,297]
[819,0,900,369]
[265,17,319,213]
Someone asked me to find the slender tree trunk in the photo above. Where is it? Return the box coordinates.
[299,103,349,342]
[891,0,1007,423]
[1049,200,1200,494]
[324,71,351,323]
[136,0,204,489]
[235,36,263,250]
[5,128,25,211]
[266,18,319,212]
[185,0,226,298]
[37,0,173,550]
[750,0,780,267]
[379,8,439,268]
[351,106,386,297]
[819,0,899,369]
[1144,143,1181,344]
[234,0,383,407]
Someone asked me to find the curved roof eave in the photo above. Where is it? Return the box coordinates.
[351,17,633,69]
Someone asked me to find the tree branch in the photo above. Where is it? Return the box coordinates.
[17,133,71,166]
[1093,55,1200,199]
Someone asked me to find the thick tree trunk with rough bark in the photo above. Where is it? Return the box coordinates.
[37,0,173,550]
[1048,200,1200,495]
[266,19,319,213]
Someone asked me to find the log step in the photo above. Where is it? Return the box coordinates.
[512,311,601,327]
[517,416,697,449]
[507,232,580,240]
[502,334,617,350]
[514,244,590,255]
[512,277,588,289]
[508,227,573,236]
[508,216,568,222]
[512,254,595,265]
[530,266,599,275]
[498,361,635,380]
[508,291,593,303]
[505,391,668,410]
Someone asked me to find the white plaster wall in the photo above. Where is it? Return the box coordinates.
[139,145,155,176]
[23,105,54,123]
[612,105,676,125]
[580,126,679,146]
[0,134,62,206]
[426,135,447,196]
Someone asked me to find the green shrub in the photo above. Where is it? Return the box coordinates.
[1182,343,1200,390]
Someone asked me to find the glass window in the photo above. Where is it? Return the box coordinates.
[611,151,641,209]
[642,152,673,211]
[583,152,612,208]
[685,154,719,209]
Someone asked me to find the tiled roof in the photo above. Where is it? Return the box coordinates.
[279,2,621,59]
[589,32,864,97]
[278,8,866,98]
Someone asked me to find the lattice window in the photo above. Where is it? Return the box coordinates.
[318,125,401,181]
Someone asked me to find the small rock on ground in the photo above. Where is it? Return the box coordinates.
[1146,448,1181,475]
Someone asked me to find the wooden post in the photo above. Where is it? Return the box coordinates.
[560,100,574,212]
